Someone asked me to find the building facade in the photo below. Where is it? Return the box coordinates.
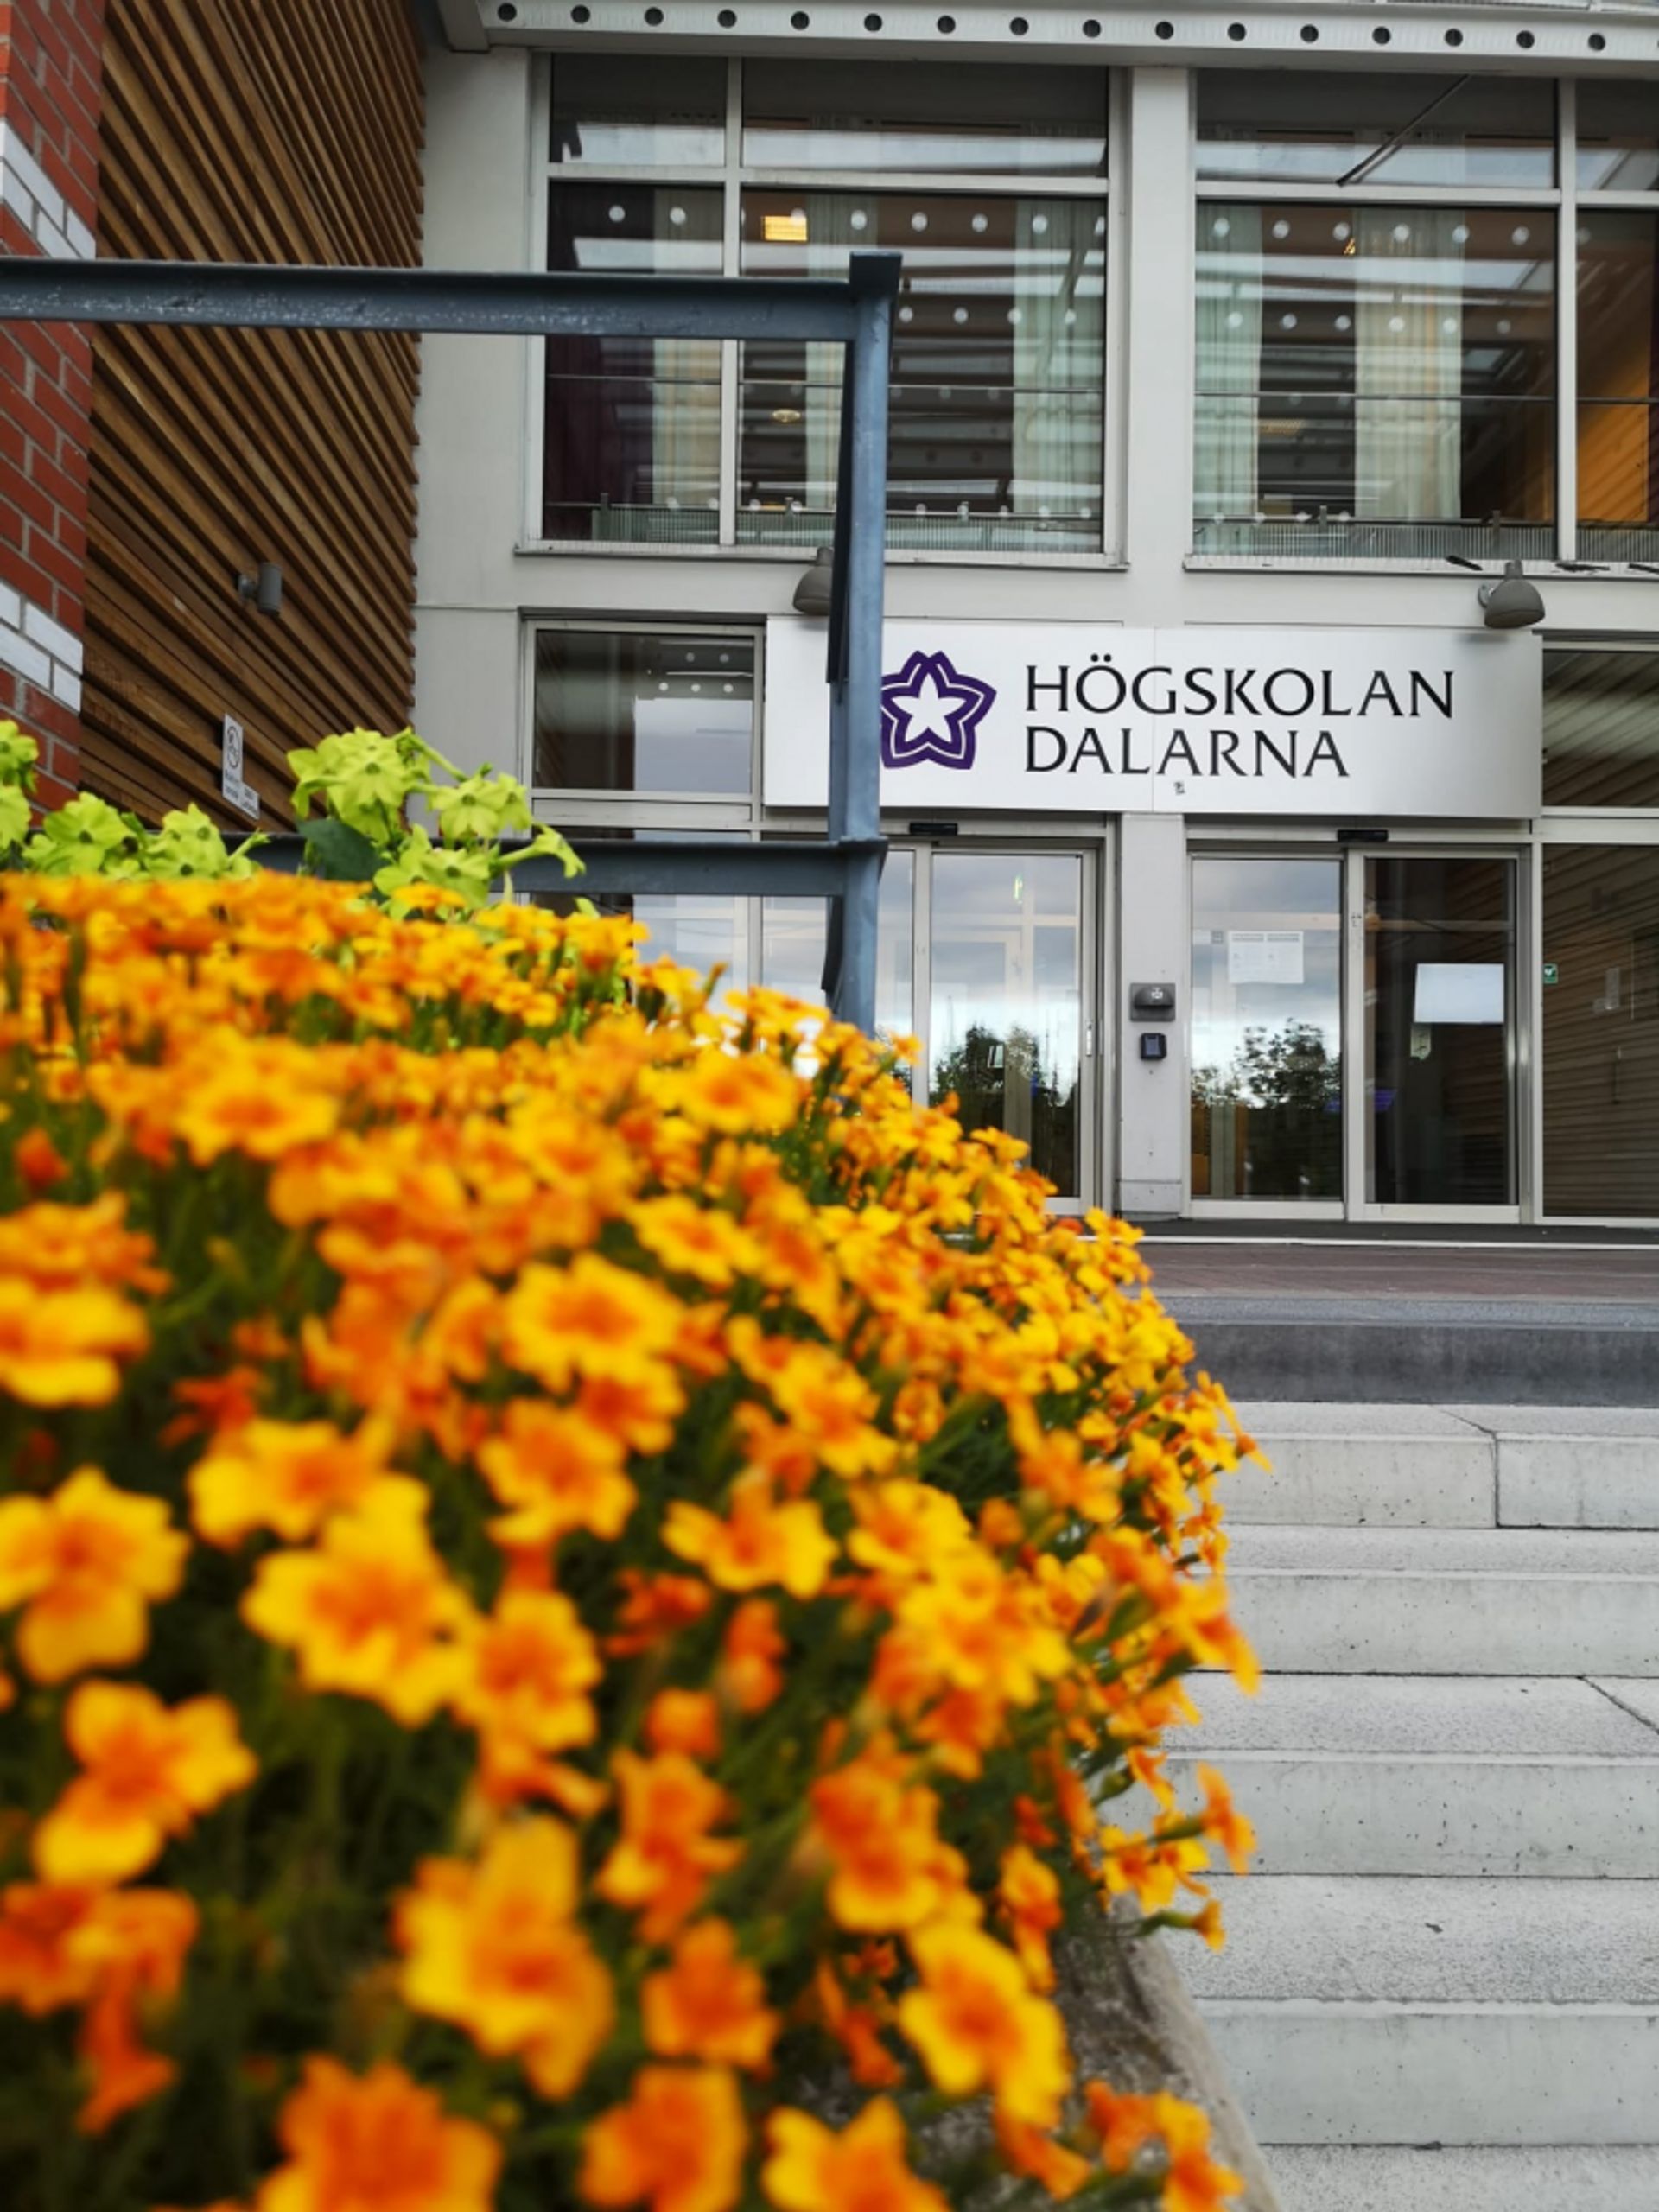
[437,7,1659,1223]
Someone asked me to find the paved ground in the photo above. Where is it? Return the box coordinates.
[1141,1234,1659,1306]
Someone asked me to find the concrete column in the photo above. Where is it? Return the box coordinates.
[1118,67,1193,626]
[1116,810,1187,1220]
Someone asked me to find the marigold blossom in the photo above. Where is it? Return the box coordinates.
[580,2064,747,2212]
[0,1468,187,1682]
[254,2057,501,2212]
[34,1682,255,1885]
[642,1919,779,2070]
[898,1923,1071,2127]
[763,2101,949,2212]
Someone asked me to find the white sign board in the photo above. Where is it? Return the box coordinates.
[220,715,260,822]
[764,620,1541,818]
[1228,929,1304,986]
[1414,962,1506,1024]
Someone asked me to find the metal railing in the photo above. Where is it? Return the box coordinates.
[0,252,900,1029]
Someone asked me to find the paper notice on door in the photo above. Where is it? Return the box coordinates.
[1227,930,1305,986]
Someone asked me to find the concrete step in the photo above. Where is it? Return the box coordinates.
[1193,1876,1659,2142]
[1173,1675,1659,1876]
[1267,2145,1659,2212]
[1224,1526,1659,1675]
[1228,1402,1659,1530]
[1188,1875,1659,2005]
[1173,1294,1659,1408]
[1202,1998,1659,2147]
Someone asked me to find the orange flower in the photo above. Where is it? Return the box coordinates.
[14,1127,67,1192]
[642,1920,779,2070]
[172,1045,340,1166]
[809,1758,968,1934]
[631,1196,760,1289]
[451,1589,601,1801]
[763,2101,948,2212]
[718,1599,785,1714]
[0,1281,148,1407]
[397,1820,613,2095]
[160,1367,264,1448]
[664,1475,836,1601]
[994,2116,1091,2202]
[1194,1765,1255,1877]
[0,1468,187,1682]
[253,2057,501,2212]
[1084,2087,1243,2212]
[477,1400,638,1550]
[645,1688,721,1762]
[597,1751,743,1942]
[580,2064,747,2212]
[847,1482,974,1585]
[898,1924,1071,2127]
[997,1845,1064,1993]
[499,1254,682,1395]
[34,1682,254,1887]
[673,1046,800,1135]
[0,1881,103,2013]
[188,1417,398,1548]
[608,1570,713,1659]
[241,1480,468,1726]
[69,1888,198,2133]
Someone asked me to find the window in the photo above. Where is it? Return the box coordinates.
[1542,842,1659,1216]
[531,628,756,800]
[541,59,1109,552]
[1543,650,1659,810]
[1197,72,1554,191]
[1578,214,1659,559]
[1197,201,1554,556]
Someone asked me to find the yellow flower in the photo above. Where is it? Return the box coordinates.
[34,1681,255,1885]
[809,1758,969,1934]
[631,1195,760,1289]
[763,2101,948,2212]
[451,1587,601,1797]
[499,1253,683,1395]
[254,2057,501,2212]
[0,1281,148,1408]
[1194,1765,1255,1877]
[597,1751,743,1943]
[397,1820,613,2094]
[581,2065,747,2212]
[664,1474,836,1601]
[642,1919,779,2071]
[898,1924,1071,2127]
[0,1468,187,1682]
[241,1479,468,1726]
[172,1042,340,1166]
[476,1401,638,1550]
[188,1417,398,1548]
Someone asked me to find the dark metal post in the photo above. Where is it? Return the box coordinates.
[829,253,895,1033]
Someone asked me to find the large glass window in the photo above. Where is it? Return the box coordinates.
[542,58,1108,551]
[1577,213,1659,559]
[1197,73,1554,191]
[1542,843,1659,1217]
[531,629,755,798]
[1196,200,1554,556]
[1543,649,1659,811]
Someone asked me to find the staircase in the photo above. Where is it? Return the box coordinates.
[1175,1403,1659,2210]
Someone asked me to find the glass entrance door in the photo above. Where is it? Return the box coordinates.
[925,849,1094,1207]
[1189,847,1522,1217]
[1357,855,1518,1212]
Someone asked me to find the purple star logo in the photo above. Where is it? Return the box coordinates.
[880,650,997,773]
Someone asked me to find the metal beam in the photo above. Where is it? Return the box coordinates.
[0,257,877,344]
[245,835,887,899]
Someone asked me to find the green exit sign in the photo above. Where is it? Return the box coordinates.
[1542,962,1560,987]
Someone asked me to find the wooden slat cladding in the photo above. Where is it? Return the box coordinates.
[81,0,424,823]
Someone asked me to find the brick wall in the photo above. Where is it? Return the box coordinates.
[0,0,105,804]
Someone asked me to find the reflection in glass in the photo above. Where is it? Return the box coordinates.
[1577,213,1659,558]
[1194,201,1555,558]
[1191,857,1342,1201]
[550,56,727,168]
[741,62,1106,175]
[740,192,1103,551]
[760,852,917,1053]
[532,632,753,795]
[928,855,1082,1198]
[1195,72,1554,189]
[1543,650,1659,810]
[1543,845,1659,1217]
[1365,858,1515,1207]
[543,186,723,543]
[1577,83,1659,193]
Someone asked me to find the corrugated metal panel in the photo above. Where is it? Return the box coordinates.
[82,0,424,822]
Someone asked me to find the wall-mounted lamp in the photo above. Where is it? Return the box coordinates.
[236,563,283,617]
[1444,552,1545,631]
[791,545,834,618]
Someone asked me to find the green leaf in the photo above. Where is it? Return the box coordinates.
[297,817,385,882]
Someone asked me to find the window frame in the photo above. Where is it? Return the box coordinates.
[524,54,1120,564]
[1188,73,1659,570]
